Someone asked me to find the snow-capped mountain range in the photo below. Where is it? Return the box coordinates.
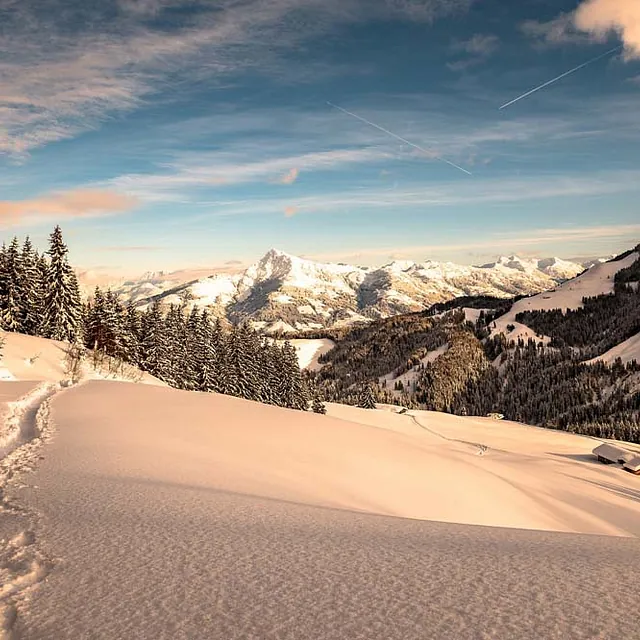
[98,249,590,334]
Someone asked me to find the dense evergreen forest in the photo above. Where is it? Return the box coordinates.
[0,227,320,413]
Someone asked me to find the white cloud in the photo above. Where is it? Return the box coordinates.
[574,0,640,59]
[522,1,640,59]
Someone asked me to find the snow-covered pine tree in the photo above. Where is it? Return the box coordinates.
[35,252,49,336]
[84,287,103,349]
[178,305,200,391]
[358,383,377,410]
[0,237,25,332]
[192,309,217,392]
[312,393,327,414]
[224,324,258,400]
[278,340,309,410]
[42,226,82,342]
[162,303,188,388]
[256,338,280,405]
[19,237,40,335]
[139,299,168,378]
[103,289,126,358]
[207,317,227,394]
[67,267,83,343]
[122,300,142,366]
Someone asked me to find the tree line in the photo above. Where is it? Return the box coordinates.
[0,227,326,413]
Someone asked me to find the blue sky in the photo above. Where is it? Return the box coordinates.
[1,0,639,274]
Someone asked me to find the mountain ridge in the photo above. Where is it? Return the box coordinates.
[102,248,593,333]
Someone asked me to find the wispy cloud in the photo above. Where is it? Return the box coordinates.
[305,224,640,262]
[109,147,393,200]
[168,169,640,223]
[0,189,138,226]
[99,245,164,252]
[520,13,594,48]
[448,34,499,71]
[0,0,475,156]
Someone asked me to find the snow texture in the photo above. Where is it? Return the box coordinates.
[1,331,640,639]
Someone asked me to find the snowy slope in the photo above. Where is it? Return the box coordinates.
[1,336,640,640]
[1,381,639,639]
[588,331,640,366]
[122,249,587,333]
[491,252,639,342]
[287,338,335,370]
[0,331,166,386]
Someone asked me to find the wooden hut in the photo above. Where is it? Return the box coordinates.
[623,457,640,475]
[592,443,634,466]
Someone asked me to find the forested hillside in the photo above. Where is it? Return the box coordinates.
[307,247,640,442]
[0,227,315,412]
[515,249,640,358]
[307,312,455,406]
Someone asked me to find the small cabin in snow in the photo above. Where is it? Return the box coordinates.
[623,457,640,476]
[592,443,635,466]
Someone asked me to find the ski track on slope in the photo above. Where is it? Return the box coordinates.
[0,381,66,640]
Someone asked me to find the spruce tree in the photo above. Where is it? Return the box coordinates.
[139,299,167,378]
[123,301,142,366]
[358,384,377,410]
[42,226,81,342]
[0,237,24,332]
[19,237,39,335]
[192,309,217,392]
[35,252,49,336]
[312,393,327,414]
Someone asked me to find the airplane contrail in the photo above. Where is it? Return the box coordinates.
[326,101,472,176]
[499,44,623,110]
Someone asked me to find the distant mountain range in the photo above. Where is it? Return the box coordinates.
[88,249,596,334]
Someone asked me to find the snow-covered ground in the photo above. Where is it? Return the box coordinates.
[0,331,166,386]
[1,335,640,638]
[270,338,335,370]
[588,332,640,366]
[491,252,638,342]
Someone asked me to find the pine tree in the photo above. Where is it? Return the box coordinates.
[192,309,217,392]
[35,252,49,336]
[0,237,24,332]
[84,287,106,351]
[19,237,39,335]
[162,304,188,387]
[278,340,309,410]
[103,289,125,358]
[42,226,81,342]
[139,299,168,378]
[358,383,377,410]
[312,393,327,414]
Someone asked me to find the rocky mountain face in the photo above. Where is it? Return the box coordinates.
[111,249,587,334]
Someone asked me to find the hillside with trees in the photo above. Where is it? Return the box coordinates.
[0,227,320,413]
[305,255,640,442]
[515,261,640,359]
